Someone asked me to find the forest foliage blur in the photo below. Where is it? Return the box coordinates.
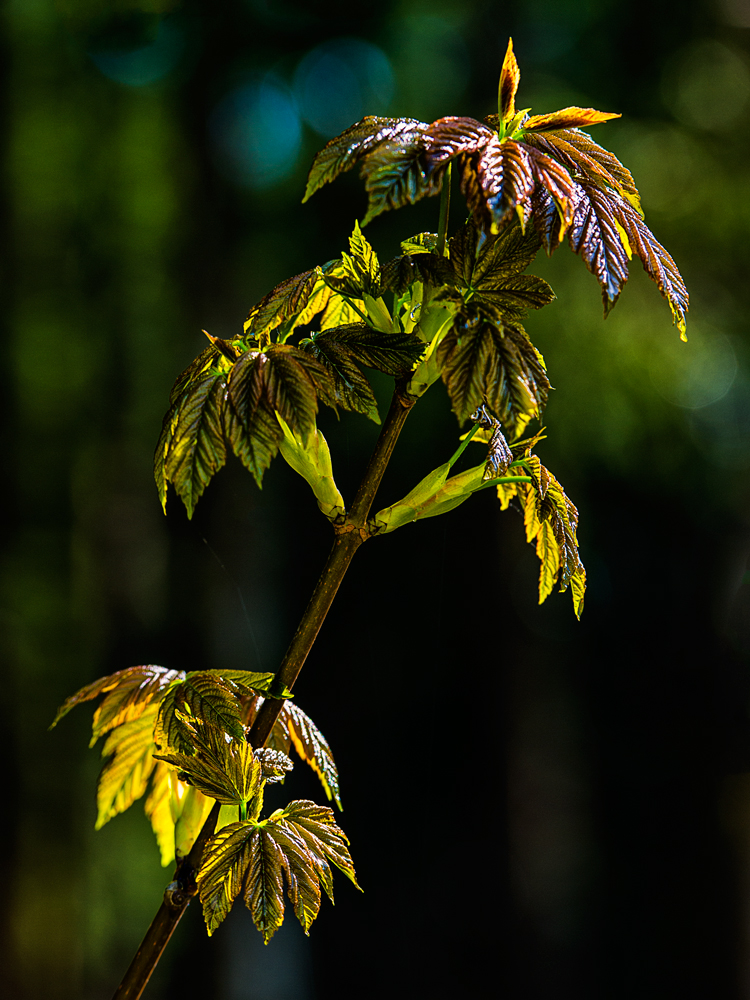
[4,1,750,998]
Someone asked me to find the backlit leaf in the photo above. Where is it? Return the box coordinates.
[381,252,457,294]
[160,370,228,518]
[498,38,521,123]
[299,335,380,422]
[224,352,284,487]
[303,116,427,202]
[439,305,549,433]
[154,730,263,805]
[462,137,535,234]
[523,129,641,208]
[523,107,620,132]
[50,664,183,735]
[314,324,424,376]
[566,181,630,310]
[144,762,177,867]
[471,402,513,480]
[280,800,360,890]
[245,827,288,943]
[95,706,158,829]
[270,702,342,809]
[244,269,318,339]
[516,462,586,616]
[360,130,441,226]
[197,821,255,935]
[422,116,493,168]
[270,823,322,932]
[611,194,689,337]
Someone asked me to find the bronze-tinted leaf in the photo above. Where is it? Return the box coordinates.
[530,185,564,253]
[160,370,228,518]
[498,38,521,123]
[197,822,254,935]
[50,664,183,734]
[224,352,283,487]
[471,402,513,480]
[174,671,247,743]
[281,800,360,890]
[245,269,318,339]
[552,129,640,206]
[360,130,442,226]
[381,252,457,294]
[271,702,342,809]
[523,107,620,132]
[566,181,630,311]
[169,345,223,405]
[439,305,549,432]
[303,116,427,202]
[523,129,640,209]
[472,274,555,319]
[270,823,322,932]
[314,324,424,376]
[422,116,493,167]
[154,729,263,805]
[524,144,578,228]
[515,462,586,616]
[245,827,288,943]
[470,220,543,286]
[611,195,689,337]
[299,336,380,422]
[463,137,535,234]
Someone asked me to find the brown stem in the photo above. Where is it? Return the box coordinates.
[111,387,414,1000]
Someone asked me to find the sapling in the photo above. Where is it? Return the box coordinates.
[50,40,688,999]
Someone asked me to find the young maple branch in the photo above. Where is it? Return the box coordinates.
[111,385,415,1000]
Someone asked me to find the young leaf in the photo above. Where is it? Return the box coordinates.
[498,38,521,123]
[154,730,264,805]
[144,762,178,867]
[269,822,322,932]
[461,136,535,235]
[95,706,159,829]
[299,334,380,422]
[269,702,342,809]
[50,664,183,736]
[523,107,620,132]
[280,800,360,891]
[515,462,586,617]
[303,116,427,202]
[155,669,275,755]
[611,194,689,337]
[471,402,513,479]
[523,129,641,209]
[566,181,630,310]
[360,129,441,227]
[197,821,256,935]
[314,324,424,376]
[224,352,284,487]
[439,305,549,433]
[158,370,228,518]
[245,827,289,943]
[244,269,318,339]
[381,252,457,294]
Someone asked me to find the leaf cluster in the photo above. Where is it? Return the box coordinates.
[197,800,360,942]
[51,667,345,867]
[303,39,688,336]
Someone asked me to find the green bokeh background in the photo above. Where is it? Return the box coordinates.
[4,1,750,997]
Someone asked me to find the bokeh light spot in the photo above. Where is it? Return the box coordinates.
[648,325,737,410]
[662,40,750,131]
[89,17,184,88]
[209,76,302,190]
[293,38,394,137]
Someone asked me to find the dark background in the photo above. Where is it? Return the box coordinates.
[3,0,750,997]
